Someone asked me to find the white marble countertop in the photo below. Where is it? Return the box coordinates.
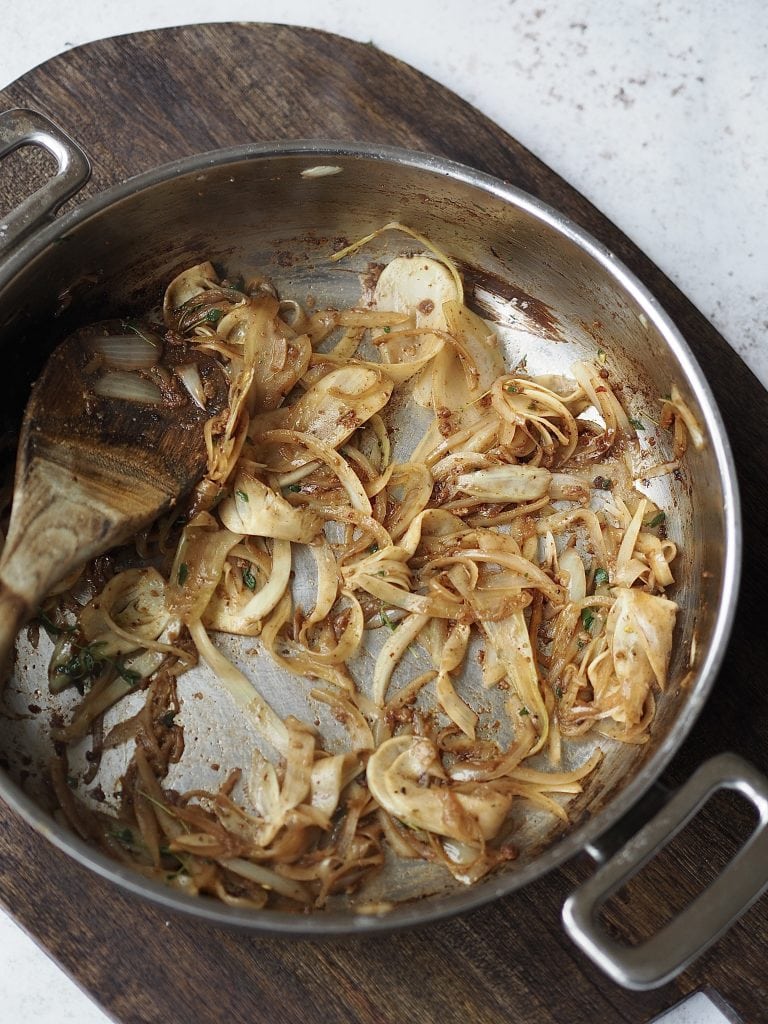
[0,1,765,1021]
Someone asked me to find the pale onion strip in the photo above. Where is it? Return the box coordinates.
[175,363,206,408]
[298,592,364,666]
[559,548,587,603]
[169,519,244,623]
[239,539,293,622]
[385,670,438,712]
[273,461,321,487]
[439,623,471,673]
[368,413,391,470]
[436,672,478,738]
[373,613,430,705]
[364,462,396,498]
[637,460,681,480]
[309,335,444,383]
[310,688,375,750]
[467,495,551,528]
[615,499,647,586]
[84,333,160,368]
[386,464,434,540]
[336,309,410,328]
[379,328,479,390]
[408,417,442,467]
[419,411,499,467]
[77,568,176,658]
[324,506,393,553]
[482,611,549,755]
[93,372,164,405]
[187,618,289,755]
[329,221,465,305]
[356,575,435,617]
[493,783,570,821]
[448,702,536,781]
[52,676,135,743]
[669,384,705,450]
[508,748,603,789]
[307,540,340,624]
[261,594,355,692]
[329,325,366,362]
[536,508,608,566]
[571,363,632,438]
[424,550,564,606]
[220,857,311,904]
[261,429,372,514]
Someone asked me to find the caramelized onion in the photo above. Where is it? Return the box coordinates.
[84,333,160,369]
[175,362,207,409]
[93,371,164,405]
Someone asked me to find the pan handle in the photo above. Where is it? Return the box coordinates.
[562,752,768,990]
[0,108,91,257]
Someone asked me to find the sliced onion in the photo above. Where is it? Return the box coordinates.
[85,333,160,369]
[93,371,164,405]
[559,548,587,602]
[175,362,207,409]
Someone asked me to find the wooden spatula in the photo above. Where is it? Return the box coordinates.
[0,324,227,664]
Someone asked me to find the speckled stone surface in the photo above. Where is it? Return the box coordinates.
[0,2,765,1021]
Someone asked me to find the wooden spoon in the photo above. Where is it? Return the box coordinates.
[0,324,227,664]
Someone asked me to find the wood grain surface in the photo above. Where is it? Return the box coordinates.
[0,23,766,1024]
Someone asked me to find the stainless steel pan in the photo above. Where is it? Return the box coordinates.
[0,108,765,990]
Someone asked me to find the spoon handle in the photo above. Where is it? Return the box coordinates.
[0,459,121,670]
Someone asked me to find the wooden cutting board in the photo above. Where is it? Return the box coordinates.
[0,23,766,1024]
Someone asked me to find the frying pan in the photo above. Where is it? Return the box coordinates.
[0,108,766,990]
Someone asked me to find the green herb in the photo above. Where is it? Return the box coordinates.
[55,639,140,691]
[629,417,645,430]
[554,686,564,700]
[382,326,391,334]
[114,661,141,685]
[205,307,223,324]
[55,641,107,683]
[381,608,398,632]
[37,609,74,636]
[377,570,387,577]
[111,827,134,847]
[519,706,530,716]
[286,484,302,493]
[67,775,78,788]
[597,348,607,365]
[577,637,587,650]
[160,711,177,728]
[178,562,189,586]
[593,567,609,587]
[593,476,613,490]
[581,607,596,632]
[236,489,249,502]
[646,511,666,529]
[369,543,379,554]
[504,384,520,394]
[242,567,257,591]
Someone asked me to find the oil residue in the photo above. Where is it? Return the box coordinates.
[460,263,563,340]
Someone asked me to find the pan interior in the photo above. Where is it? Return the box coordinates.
[0,148,731,919]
